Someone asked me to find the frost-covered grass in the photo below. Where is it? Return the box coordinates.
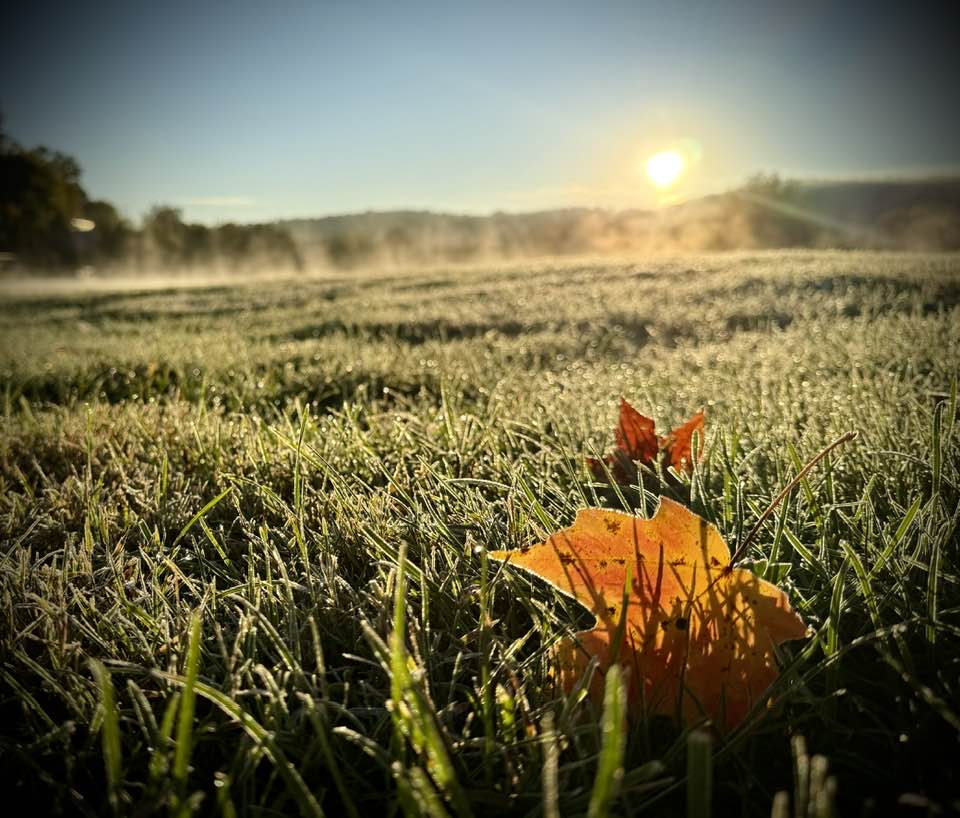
[1,251,958,816]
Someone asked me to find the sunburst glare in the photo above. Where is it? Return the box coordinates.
[645,150,686,189]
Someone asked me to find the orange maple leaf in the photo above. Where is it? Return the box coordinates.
[489,498,808,729]
[587,399,705,483]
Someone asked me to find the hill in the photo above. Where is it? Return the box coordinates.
[281,177,960,269]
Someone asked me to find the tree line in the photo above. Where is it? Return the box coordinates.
[0,122,302,275]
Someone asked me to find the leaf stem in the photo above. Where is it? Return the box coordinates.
[730,430,858,565]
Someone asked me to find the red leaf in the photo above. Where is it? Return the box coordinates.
[587,399,706,483]
[659,410,706,472]
[613,398,658,464]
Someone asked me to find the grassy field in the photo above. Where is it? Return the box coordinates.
[1,251,958,817]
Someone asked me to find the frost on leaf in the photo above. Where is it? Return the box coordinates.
[587,399,705,483]
[489,498,808,729]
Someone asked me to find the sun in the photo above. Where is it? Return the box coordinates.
[645,150,686,189]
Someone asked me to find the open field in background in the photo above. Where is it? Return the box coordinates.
[1,251,958,816]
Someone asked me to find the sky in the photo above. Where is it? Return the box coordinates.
[2,0,958,224]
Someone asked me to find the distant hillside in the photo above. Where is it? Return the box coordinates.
[280,177,960,269]
[786,178,960,227]
[680,176,960,250]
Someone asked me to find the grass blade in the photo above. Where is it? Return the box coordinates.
[587,664,626,818]
[172,612,202,817]
[90,660,123,815]
[157,671,325,818]
[686,730,712,818]
[172,487,234,547]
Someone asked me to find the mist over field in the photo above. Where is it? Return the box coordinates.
[280,178,960,270]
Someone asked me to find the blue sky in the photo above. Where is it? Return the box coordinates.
[2,0,958,223]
